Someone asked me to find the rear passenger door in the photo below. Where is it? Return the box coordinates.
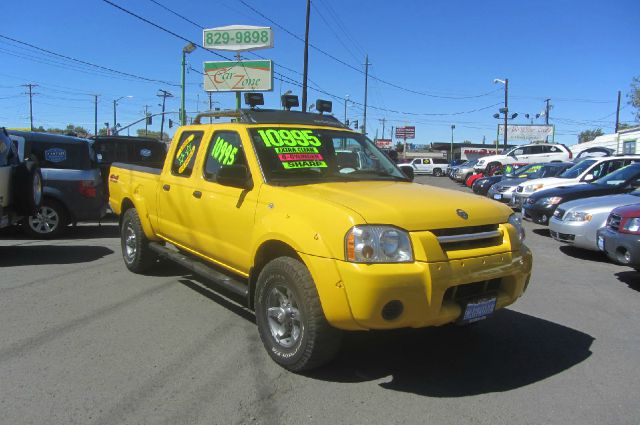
[157,129,206,246]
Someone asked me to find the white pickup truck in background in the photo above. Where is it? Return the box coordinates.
[409,157,449,176]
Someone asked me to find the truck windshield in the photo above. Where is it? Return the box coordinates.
[248,127,409,185]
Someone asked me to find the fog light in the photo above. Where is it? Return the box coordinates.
[381,300,403,321]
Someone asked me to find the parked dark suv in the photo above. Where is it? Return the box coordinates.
[92,136,167,194]
[0,128,42,229]
[9,131,107,238]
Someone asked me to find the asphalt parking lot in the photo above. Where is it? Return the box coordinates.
[1,176,639,425]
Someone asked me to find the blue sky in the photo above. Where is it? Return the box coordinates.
[1,0,638,147]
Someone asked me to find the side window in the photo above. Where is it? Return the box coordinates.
[606,160,625,174]
[549,145,560,153]
[514,148,524,155]
[529,145,544,155]
[623,140,636,155]
[203,131,245,181]
[171,131,203,177]
[412,159,421,165]
[589,162,607,179]
[424,159,432,164]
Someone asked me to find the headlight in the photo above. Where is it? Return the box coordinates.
[345,225,413,263]
[524,183,544,192]
[564,211,593,222]
[477,159,485,165]
[540,196,563,205]
[508,213,525,242]
[622,217,640,234]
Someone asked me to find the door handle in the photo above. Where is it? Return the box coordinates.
[162,184,170,191]
[192,190,202,199]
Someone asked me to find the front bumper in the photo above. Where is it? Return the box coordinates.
[301,246,533,331]
[597,227,640,268]
[488,187,516,203]
[521,202,556,224]
[549,216,601,251]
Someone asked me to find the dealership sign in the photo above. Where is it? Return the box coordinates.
[203,25,273,52]
[375,139,392,148]
[498,124,554,140]
[203,60,273,92]
[395,126,415,139]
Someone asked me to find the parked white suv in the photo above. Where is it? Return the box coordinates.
[409,157,449,176]
[474,143,572,172]
[511,156,640,208]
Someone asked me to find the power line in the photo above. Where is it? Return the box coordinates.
[237,0,504,100]
[0,34,180,87]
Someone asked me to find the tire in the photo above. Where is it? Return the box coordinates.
[255,257,342,372]
[24,198,67,239]
[121,208,157,273]
[12,161,42,216]
[433,168,443,177]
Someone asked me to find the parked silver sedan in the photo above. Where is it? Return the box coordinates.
[549,191,640,250]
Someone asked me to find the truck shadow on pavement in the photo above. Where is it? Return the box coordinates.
[0,245,114,266]
[559,246,610,263]
[310,309,594,397]
[615,271,640,292]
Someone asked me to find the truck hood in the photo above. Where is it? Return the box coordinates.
[286,181,511,231]
[518,176,583,191]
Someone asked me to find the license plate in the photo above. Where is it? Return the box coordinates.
[597,236,605,251]
[461,297,497,322]
[493,194,502,200]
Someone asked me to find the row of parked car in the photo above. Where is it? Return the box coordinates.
[0,128,166,238]
[449,144,640,272]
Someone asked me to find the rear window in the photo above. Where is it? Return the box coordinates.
[433,158,448,164]
[95,141,166,165]
[29,140,93,170]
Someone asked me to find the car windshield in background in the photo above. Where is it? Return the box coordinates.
[559,159,597,179]
[249,127,407,185]
[594,164,640,186]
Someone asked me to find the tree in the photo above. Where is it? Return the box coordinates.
[395,141,404,153]
[629,76,640,121]
[136,129,169,141]
[578,128,604,144]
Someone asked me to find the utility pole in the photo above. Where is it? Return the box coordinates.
[144,105,150,135]
[93,94,99,136]
[545,98,551,143]
[157,89,173,141]
[379,118,386,139]
[22,84,37,131]
[615,90,621,133]
[301,0,311,112]
[503,78,509,149]
[344,95,349,125]
[363,54,370,135]
[208,92,213,123]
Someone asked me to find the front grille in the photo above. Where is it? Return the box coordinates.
[516,186,524,193]
[444,278,501,303]
[607,213,622,231]
[432,224,499,237]
[554,208,566,220]
[432,224,503,250]
[550,230,575,241]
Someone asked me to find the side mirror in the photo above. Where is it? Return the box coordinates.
[399,165,414,181]
[583,174,594,182]
[217,164,253,190]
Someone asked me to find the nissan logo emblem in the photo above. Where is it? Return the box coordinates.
[456,209,469,220]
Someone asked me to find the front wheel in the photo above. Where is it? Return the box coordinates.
[255,257,342,372]
[121,208,157,273]
[433,168,443,177]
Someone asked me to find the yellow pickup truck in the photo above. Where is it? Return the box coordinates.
[109,103,532,372]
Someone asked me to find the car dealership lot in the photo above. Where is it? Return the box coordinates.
[1,177,639,425]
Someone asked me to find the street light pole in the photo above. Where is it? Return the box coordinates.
[113,95,132,135]
[450,125,455,162]
[181,42,196,126]
[503,78,509,149]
